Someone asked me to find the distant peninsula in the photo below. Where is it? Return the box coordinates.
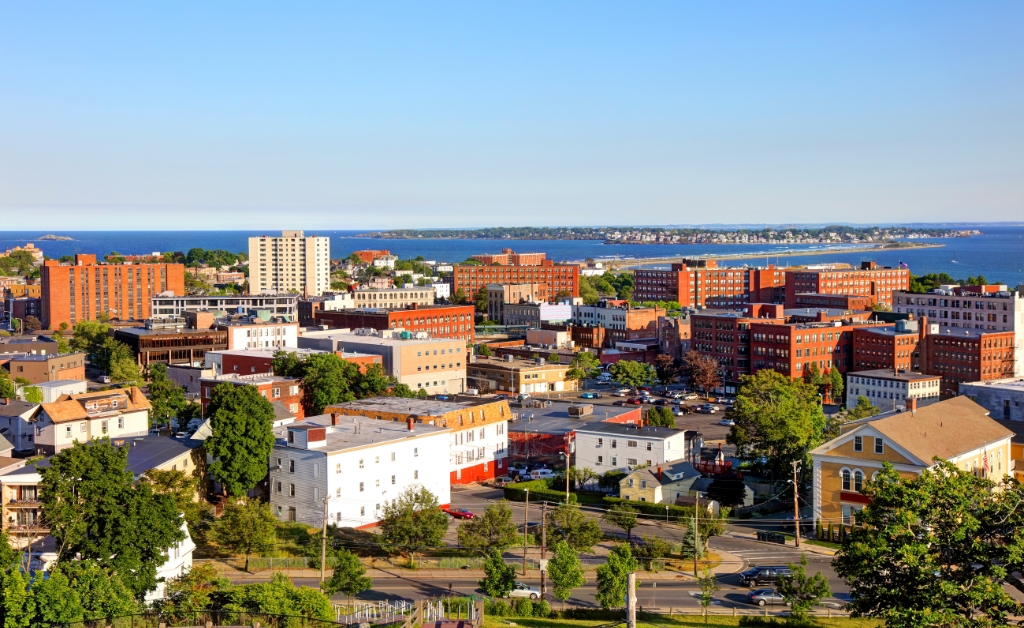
[355,225,980,245]
[37,234,74,241]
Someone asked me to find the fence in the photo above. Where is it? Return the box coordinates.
[47,610,349,628]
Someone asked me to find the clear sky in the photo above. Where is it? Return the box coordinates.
[1,2,1021,230]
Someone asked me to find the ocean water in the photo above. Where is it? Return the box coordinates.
[1,225,1022,287]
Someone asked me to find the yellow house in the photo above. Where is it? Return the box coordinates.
[619,460,700,504]
[811,396,1014,528]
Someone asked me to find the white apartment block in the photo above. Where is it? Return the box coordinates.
[846,370,941,412]
[249,231,331,297]
[372,255,398,270]
[35,387,151,456]
[574,423,694,473]
[352,287,434,310]
[893,286,1023,376]
[268,414,451,528]
[432,282,451,301]
[217,319,300,351]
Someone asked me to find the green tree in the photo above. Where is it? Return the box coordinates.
[300,353,359,415]
[141,468,210,538]
[147,363,190,426]
[473,287,489,313]
[726,369,827,480]
[479,549,516,598]
[595,543,639,610]
[0,371,15,400]
[271,350,305,378]
[804,361,825,389]
[377,485,450,564]
[100,338,141,385]
[632,534,672,561]
[599,469,627,491]
[210,498,278,573]
[608,360,657,389]
[456,500,519,550]
[351,363,393,399]
[224,572,334,621]
[391,383,424,398]
[22,316,41,332]
[21,386,42,404]
[833,461,1023,628]
[578,278,600,305]
[547,540,585,610]
[565,351,601,389]
[477,344,493,357]
[828,368,844,403]
[684,351,721,398]
[645,406,676,428]
[70,320,110,359]
[323,548,372,605]
[846,396,879,420]
[39,439,185,598]
[163,563,230,619]
[777,554,831,619]
[53,329,71,354]
[451,288,469,305]
[205,383,276,496]
[602,503,639,539]
[545,503,602,552]
[697,566,719,623]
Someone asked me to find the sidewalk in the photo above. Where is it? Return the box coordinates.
[720,529,838,556]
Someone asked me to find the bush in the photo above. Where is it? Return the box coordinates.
[503,479,567,503]
[738,617,816,628]
[485,599,511,617]
[512,597,534,617]
[532,598,552,618]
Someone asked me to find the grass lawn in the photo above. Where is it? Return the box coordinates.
[484,617,881,628]
[805,539,842,550]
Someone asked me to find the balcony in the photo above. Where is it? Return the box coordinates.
[6,499,41,508]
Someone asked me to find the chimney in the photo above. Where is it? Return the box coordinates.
[907,397,918,413]
[407,417,415,432]
[919,316,929,341]
[331,412,340,426]
[657,467,663,481]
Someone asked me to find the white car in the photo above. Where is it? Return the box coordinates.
[505,583,541,600]
[99,375,112,384]
[717,418,736,427]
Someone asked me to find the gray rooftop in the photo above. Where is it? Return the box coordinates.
[275,413,449,453]
[4,435,202,479]
[961,378,1024,393]
[0,400,40,417]
[574,422,685,439]
[848,369,941,382]
[327,396,498,417]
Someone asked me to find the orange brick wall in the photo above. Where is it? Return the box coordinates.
[42,262,185,329]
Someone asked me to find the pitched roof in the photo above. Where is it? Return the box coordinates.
[0,400,39,418]
[41,387,152,424]
[834,397,1013,464]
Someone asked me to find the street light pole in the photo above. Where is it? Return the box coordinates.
[792,461,801,548]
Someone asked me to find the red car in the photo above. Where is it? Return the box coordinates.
[443,506,476,520]
[626,397,643,405]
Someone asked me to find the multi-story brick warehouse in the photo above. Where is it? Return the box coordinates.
[633,260,785,308]
[471,249,547,266]
[452,260,579,299]
[918,322,1016,397]
[784,262,910,309]
[313,304,476,342]
[41,255,185,330]
[851,321,921,372]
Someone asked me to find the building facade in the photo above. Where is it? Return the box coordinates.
[467,355,577,394]
[633,260,786,308]
[313,304,476,342]
[4,352,86,385]
[845,370,941,411]
[41,255,186,329]
[115,323,228,368]
[151,294,298,319]
[960,378,1024,423]
[471,249,546,266]
[486,284,548,322]
[784,262,910,309]
[574,423,694,473]
[452,260,579,299]
[352,287,434,310]
[249,231,331,297]
[34,388,151,456]
[269,414,451,528]
[918,323,1016,396]
[216,318,299,351]
[200,373,304,418]
[851,321,921,372]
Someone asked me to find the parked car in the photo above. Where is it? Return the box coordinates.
[639,386,652,392]
[505,583,541,600]
[696,405,717,414]
[435,395,451,401]
[739,566,793,588]
[494,394,510,400]
[626,398,643,405]
[530,469,558,480]
[747,589,787,607]
[508,465,529,478]
[654,399,670,406]
[612,390,629,397]
[580,392,602,399]
[684,393,700,400]
[99,375,111,384]
[493,476,514,487]
[442,506,475,520]
[717,418,736,427]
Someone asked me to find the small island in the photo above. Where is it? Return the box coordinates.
[37,234,74,241]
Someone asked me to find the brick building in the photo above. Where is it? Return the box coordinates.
[851,321,921,372]
[633,260,786,309]
[793,293,873,310]
[571,301,665,347]
[918,322,1016,397]
[471,249,546,266]
[4,352,86,385]
[200,373,304,418]
[486,283,548,322]
[114,319,228,368]
[313,304,476,342]
[452,260,579,299]
[41,255,186,329]
[784,262,910,309]
[350,250,392,264]
[467,355,577,394]
[205,347,381,376]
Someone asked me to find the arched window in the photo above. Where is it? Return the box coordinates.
[841,468,851,491]
[853,470,864,492]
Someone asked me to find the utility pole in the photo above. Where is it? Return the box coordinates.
[792,460,801,548]
[320,496,329,587]
[540,501,547,600]
[523,488,530,576]
[565,435,572,504]
[626,572,637,628]
[693,494,700,576]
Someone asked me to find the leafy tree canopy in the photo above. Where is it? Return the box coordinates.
[456,500,519,551]
[205,383,277,496]
[608,360,657,389]
[545,503,602,553]
[378,485,450,562]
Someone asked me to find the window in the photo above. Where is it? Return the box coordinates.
[65,425,72,437]
[596,438,603,448]
[596,456,603,466]
[391,475,396,485]
[336,463,341,474]
[627,478,634,487]
[853,436,862,452]
[874,438,884,454]
[611,457,617,466]
[375,479,380,487]
[314,487,320,500]
[853,470,863,492]
[627,441,637,448]
[118,417,124,429]
[101,421,108,435]
[359,458,364,468]
[336,487,341,497]
[841,469,851,491]
[359,482,364,492]
[611,440,617,449]
[313,464,319,478]
[640,480,647,489]
[627,458,638,466]
[414,447,419,457]
[289,484,295,497]
[414,470,419,479]
[391,452,396,462]
[276,481,282,493]
[360,506,365,516]
[289,460,295,473]
[646,442,652,451]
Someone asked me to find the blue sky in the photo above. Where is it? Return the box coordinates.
[1,2,1021,229]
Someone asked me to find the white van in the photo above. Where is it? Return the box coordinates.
[530,469,558,480]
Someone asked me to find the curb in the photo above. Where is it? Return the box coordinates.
[720,531,838,556]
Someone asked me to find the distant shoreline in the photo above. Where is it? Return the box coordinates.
[599,242,944,269]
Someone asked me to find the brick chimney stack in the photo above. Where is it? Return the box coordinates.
[407,417,415,432]
[331,412,340,426]
[907,397,918,413]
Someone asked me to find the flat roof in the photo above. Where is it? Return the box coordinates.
[328,396,499,417]
[207,347,325,358]
[200,373,298,385]
[857,325,918,337]
[794,293,868,299]
[7,352,84,361]
[848,369,941,381]
[276,413,449,453]
[115,327,223,337]
[785,308,868,317]
[961,378,1024,393]
[512,401,639,436]
[574,422,688,439]
[301,329,461,345]
[470,356,567,370]
[31,380,86,389]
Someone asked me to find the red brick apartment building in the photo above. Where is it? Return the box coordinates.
[350,250,391,264]
[200,374,305,418]
[453,260,579,299]
[852,322,921,372]
[792,293,873,310]
[314,304,476,342]
[41,254,185,329]
[633,260,786,308]
[918,321,1016,396]
[471,249,547,266]
[784,262,909,308]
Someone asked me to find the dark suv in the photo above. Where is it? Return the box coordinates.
[738,566,793,588]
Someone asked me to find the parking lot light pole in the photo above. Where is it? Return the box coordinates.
[523,488,530,575]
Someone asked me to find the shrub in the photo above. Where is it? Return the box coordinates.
[532,598,552,618]
[738,617,816,627]
[512,597,534,617]
[485,599,511,617]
